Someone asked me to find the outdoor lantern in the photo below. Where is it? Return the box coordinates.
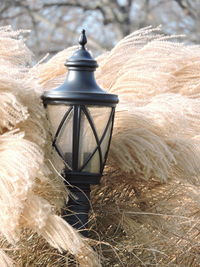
[42,29,118,236]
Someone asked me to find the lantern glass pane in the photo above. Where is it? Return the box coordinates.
[78,110,97,169]
[56,108,73,168]
[101,120,112,162]
[88,107,112,139]
[83,150,100,173]
[47,105,68,137]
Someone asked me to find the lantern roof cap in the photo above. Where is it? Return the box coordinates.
[79,29,87,48]
[42,29,119,106]
[66,29,98,69]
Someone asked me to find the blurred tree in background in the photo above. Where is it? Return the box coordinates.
[0,0,200,58]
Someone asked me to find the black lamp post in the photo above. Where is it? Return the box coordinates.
[42,29,118,236]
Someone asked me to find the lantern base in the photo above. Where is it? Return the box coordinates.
[62,183,91,237]
[63,170,102,184]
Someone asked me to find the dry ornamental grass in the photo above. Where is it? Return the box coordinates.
[1,25,200,266]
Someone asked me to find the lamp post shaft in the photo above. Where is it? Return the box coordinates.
[63,183,91,237]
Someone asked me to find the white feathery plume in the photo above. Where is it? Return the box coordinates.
[0,26,100,266]
[0,249,14,267]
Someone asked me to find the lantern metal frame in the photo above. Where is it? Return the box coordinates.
[48,104,116,184]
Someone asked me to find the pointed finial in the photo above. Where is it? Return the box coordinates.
[79,29,87,49]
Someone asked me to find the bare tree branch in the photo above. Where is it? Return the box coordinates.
[0,0,200,57]
[174,0,197,18]
[42,0,133,37]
